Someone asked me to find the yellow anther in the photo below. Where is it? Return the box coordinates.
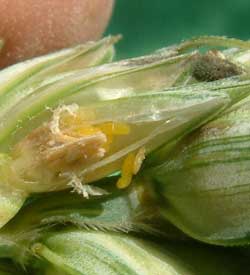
[59,111,102,138]
[99,122,130,152]
[116,174,133,190]
[116,152,135,189]
[69,126,100,138]
[99,122,130,136]
[116,147,146,189]
[60,113,130,148]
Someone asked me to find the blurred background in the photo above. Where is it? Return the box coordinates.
[106,0,250,59]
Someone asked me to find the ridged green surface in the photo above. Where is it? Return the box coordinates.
[151,92,250,245]
[32,229,250,275]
